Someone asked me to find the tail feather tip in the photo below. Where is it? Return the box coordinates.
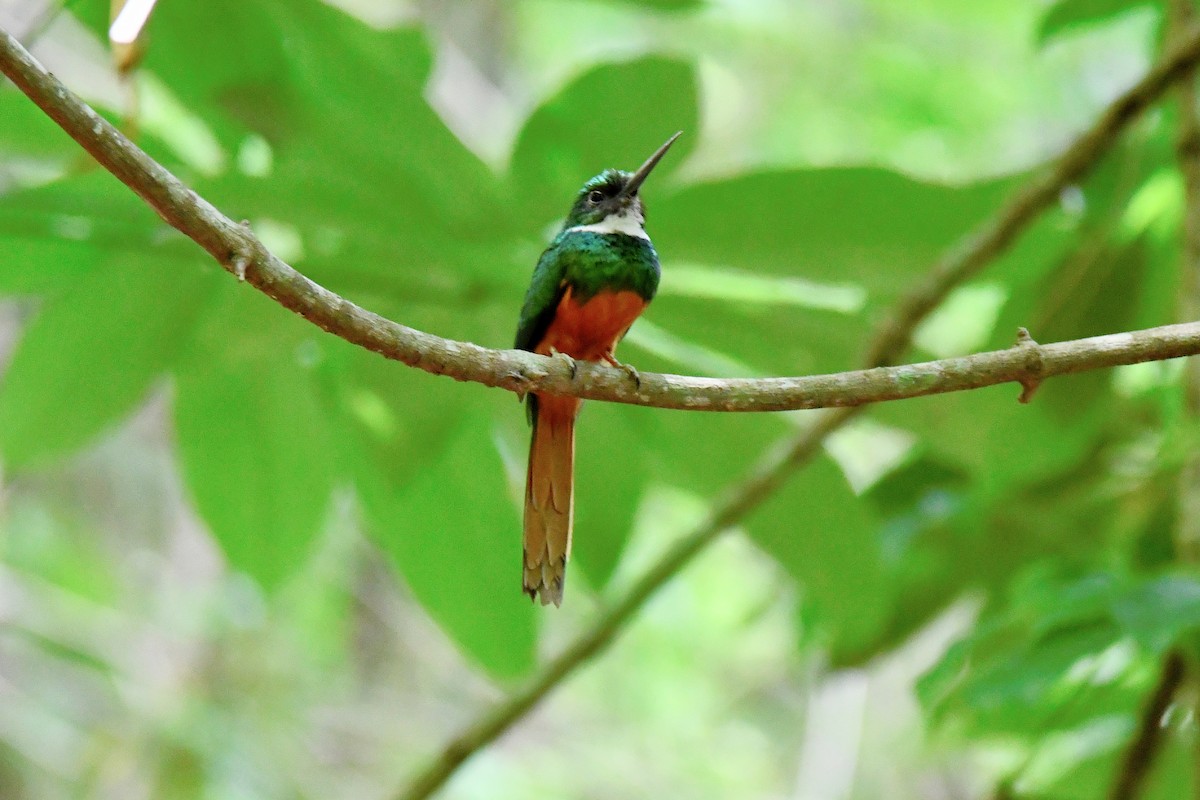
[523,568,565,607]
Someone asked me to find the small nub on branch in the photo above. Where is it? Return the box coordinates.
[1015,326,1043,404]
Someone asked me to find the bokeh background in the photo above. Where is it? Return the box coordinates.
[1,0,1197,798]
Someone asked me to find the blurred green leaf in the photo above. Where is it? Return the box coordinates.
[920,569,1200,744]
[643,407,789,495]
[258,1,508,237]
[510,57,699,226]
[0,257,216,467]
[359,418,535,679]
[1037,0,1159,45]
[846,447,1137,670]
[571,401,653,590]
[0,88,78,157]
[654,169,1027,296]
[0,170,200,299]
[0,170,179,254]
[1043,724,1195,799]
[0,238,104,295]
[174,288,337,592]
[612,0,704,10]
[173,3,521,309]
[747,454,890,658]
[1112,574,1200,651]
[331,327,531,678]
[645,295,867,376]
[649,169,1065,374]
[75,0,291,147]
[874,379,1105,495]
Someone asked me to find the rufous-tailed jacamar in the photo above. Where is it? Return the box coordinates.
[514,132,681,606]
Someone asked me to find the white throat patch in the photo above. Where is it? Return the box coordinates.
[565,210,648,239]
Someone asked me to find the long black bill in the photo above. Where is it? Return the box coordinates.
[619,131,682,199]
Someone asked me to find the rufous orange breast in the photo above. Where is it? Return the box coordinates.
[534,287,648,362]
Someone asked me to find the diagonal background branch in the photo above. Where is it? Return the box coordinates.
[6,21,1200,800]
[1108,650,1186,800]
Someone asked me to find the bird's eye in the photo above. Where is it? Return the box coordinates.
[587,190,604,204]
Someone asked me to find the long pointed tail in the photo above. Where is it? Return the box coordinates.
[523,395,579,606]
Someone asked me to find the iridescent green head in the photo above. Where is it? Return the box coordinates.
[561,132,682,231]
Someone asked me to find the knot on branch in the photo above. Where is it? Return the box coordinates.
[502,350,567,401]
[227,219,261,282]
[505,370,534,401]
[1014,326,1044,403]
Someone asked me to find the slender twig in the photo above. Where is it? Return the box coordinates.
[394,28,1200,800]
[1109,651,1186,800]
[7,27,1200,416]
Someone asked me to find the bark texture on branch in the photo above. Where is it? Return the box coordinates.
[5,27,1200,415]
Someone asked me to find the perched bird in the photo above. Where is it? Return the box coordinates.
[514,132,681,606]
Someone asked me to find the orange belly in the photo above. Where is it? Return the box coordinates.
[535,287,647,362]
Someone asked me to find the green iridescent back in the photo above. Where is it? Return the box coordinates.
[513,227,660,354]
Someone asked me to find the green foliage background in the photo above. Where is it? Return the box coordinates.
[1,0,1198,797]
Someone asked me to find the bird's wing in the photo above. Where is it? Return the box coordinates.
[514,239,570,353]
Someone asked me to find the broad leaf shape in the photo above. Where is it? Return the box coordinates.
[332,340,538,676]
[0,171,186,294]
[75,0,293,147]
[919,570,1200,740]
[654,170,1024,294]
[173,288,337,592]
[509,57,699,227]
[1037,0,1159,45]
[873,380,1104,496]
[570,402,656,590]
[747,453,890,659]
[0,87,81,156]
[0,257,216,467]
[256,0,507,237]
[649,169,1063,375]
[359,418,535,679]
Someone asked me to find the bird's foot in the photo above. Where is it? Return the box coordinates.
[549,347,577,380]
[604,354,641,389]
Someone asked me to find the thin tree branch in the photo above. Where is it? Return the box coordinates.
[6,26,1200,416]
[1109,650,1186,800]
[394,26,1200,800]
